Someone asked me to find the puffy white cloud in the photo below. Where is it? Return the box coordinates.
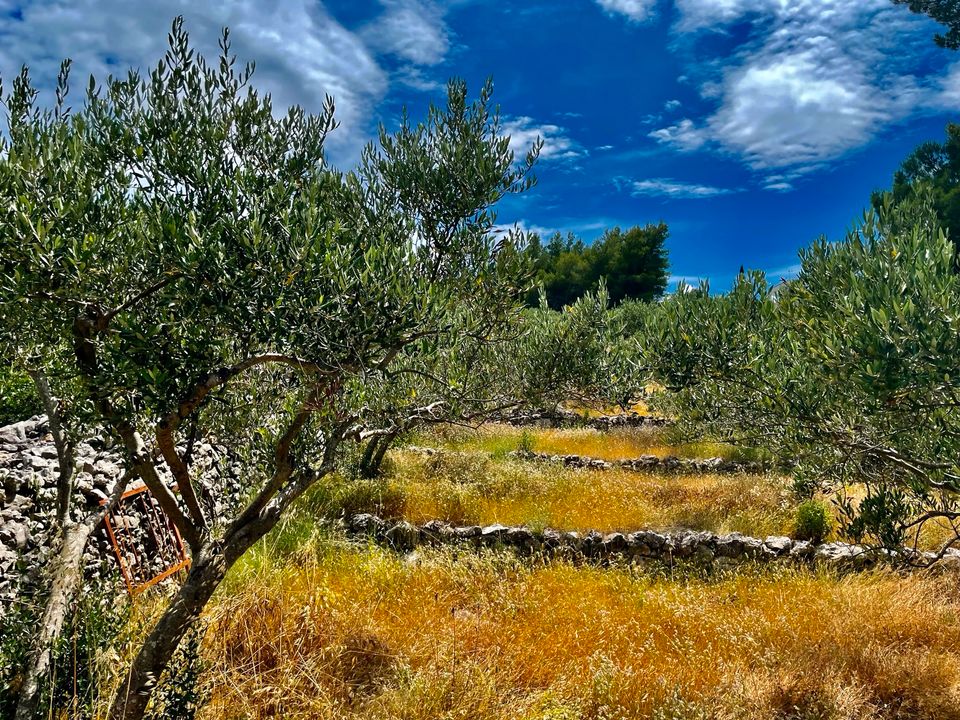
[631,178,739,198]
[648,118,707,150]
[595,0,658,23]
[502,116,585,162]
[652,0,954,185]
[363,0,449,66]
[936,61,960,107]
[0,0,457,165]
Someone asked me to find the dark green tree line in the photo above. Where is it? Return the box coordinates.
[873,123,960,256]
[524,222,669,308]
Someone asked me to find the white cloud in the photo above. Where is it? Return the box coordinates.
[595,0,658,22]
[648,118,706,151]
[0,1,390,164]
[363,0,449,66]
[494,220,558,239]
[664,98,682,111]
[654,0,954,185]
[503,116,584,162]
[936,61,960,107]
[631,178,739,198]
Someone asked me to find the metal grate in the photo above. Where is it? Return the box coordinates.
[101,483,190,595]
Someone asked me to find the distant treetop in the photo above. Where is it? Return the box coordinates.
[524,223,669,308]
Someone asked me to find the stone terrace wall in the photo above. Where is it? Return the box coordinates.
[494,408,670,430]
[510,449,771,474]
[346,513,960,572]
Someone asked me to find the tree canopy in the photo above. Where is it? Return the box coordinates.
[894,0,960,49]
[525,222,669,308]
[0,19,539,719]
[872,122,960,255]
[639,192,960,559]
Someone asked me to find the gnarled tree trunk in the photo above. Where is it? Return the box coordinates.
[15,523,92,720]
[108,542,227,720]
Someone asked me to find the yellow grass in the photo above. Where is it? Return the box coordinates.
[381,451,795,537]
[201,543,960,720]
[419,423,745,462]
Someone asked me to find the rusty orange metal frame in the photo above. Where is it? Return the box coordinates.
[101,483,191,596]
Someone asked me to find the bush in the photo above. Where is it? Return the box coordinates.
[641,194,960,557]
[516,430,535,454]
[793,500,831,544]
[0,588,129,719]
[0,366,40,426]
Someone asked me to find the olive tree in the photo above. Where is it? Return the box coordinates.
[347,302,529,479]
[641,194,960,560]
[509,283,645,413]
[0,19,538,719]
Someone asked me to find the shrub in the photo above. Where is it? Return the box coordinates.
[0,588,129,719]
[0,366,40,426]
[793,500,831,544]
[517,430,535,454]
[147,625,208,720]
[641,193,960,559]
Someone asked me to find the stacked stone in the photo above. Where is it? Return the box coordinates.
[510,449,771,475]
[0,417,245,617]
[346,513,960,572]
[494,409,670,430]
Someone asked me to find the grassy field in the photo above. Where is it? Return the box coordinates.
[197,542,960,720]
[94,423,960,719]
[380,451,795,537]
[416,424,748,462]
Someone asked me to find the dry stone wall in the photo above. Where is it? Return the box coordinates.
[346,513,960,572]
[510,449,772,474]
[494,408,670,430]
[0,417,244,617]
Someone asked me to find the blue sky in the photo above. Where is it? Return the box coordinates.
[1,0,957,290]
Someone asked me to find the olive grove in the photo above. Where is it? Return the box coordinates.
[639,193,960,560]
[0,19,541,719]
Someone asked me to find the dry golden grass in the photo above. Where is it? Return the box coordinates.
[201,544,960,720]
[559,398,651,417]
[380,451,795,537]
[419,423,744,462]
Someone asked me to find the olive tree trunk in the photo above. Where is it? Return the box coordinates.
[108,541,227,720]
[14,523,92,720]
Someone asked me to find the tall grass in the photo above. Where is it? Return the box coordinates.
[378,452,795,537]
[202,543,960,719]
[417,423,758,463]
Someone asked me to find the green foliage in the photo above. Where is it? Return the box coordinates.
[0,589,130,719]
[872,122,960,257]
[793,500,831,544]
[516,430,535,454]
[0,18,543,714]
[0,603,33,718]
[508,284,644,411]
[0,16,537,524]
[893,0,960,49]
[0,365,40,426]
[640,193,960,557]
[525,223,669,308]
